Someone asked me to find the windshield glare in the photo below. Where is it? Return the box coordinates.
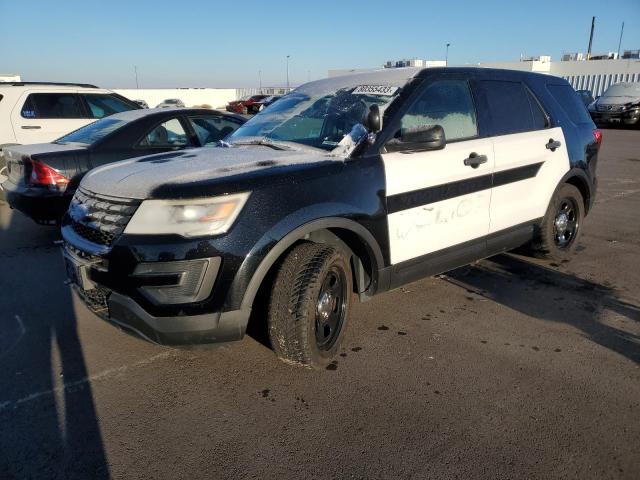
[229,86,400,152]
[55,118,127,145]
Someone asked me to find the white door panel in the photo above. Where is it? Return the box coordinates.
[489,127,569,233]
[11,90,92,145]
[384,137,494,265]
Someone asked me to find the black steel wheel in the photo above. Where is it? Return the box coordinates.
[531,183,585,262]
[268,243,352,368]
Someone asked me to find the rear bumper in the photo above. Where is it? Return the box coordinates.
[2,178,71,222]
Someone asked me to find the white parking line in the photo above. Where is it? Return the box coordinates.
[0,350,175,412]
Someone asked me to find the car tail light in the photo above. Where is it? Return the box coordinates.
[29,159,70,187]
[593,129,602,148]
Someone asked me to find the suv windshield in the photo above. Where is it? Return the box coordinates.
[602,83,640,97]
[55,117,127,145]
[229,81,405,152]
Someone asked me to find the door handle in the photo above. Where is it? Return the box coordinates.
[545,139,561,151]
[463,152,488,169]
[21,125,41,129]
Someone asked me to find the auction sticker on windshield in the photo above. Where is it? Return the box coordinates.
[352,85,399,96]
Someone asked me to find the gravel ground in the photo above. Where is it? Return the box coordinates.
[0,128,638,479]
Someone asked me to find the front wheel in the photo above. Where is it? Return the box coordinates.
[267,243,352,368]
[531,183,584,262]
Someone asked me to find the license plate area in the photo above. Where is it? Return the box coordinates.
[63,249,98,291]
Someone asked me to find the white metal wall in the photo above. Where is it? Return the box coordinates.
[564,72,640,96]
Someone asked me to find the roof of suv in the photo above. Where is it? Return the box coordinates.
[0,81,98,89]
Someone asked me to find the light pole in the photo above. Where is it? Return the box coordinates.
[445,43,450,67]
[617,22,625,59]
[286,55,290,91]
[134,65,139,89]
[259,69,262,92]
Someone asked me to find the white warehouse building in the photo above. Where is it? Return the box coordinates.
[478,57,640,97]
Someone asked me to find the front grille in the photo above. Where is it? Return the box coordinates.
[597,104,624,112]
[69,188,141,247]
[79,285,112,315]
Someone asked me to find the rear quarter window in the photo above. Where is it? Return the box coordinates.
[547,84,593,125]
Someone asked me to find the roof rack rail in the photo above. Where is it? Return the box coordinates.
[3,81,99,88]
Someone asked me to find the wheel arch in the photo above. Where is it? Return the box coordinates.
[558,168,594,214]
[239,217,385,312]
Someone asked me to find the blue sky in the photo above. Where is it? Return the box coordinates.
[1,0,639,88]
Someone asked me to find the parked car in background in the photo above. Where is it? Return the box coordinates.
[256,95,283,111]
[576,89,594,107]
[588,82,640,127]
[226,95,268,114]
[156,98,185,108]
[61,67,600,368]
[1,108,245,223]
[0,82,140,188]
[133,99,149,108]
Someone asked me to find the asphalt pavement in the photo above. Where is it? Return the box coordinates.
[1,128,638,479]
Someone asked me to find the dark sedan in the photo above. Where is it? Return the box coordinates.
[1,108,246,224]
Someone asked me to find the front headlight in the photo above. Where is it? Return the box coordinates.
[124,192,250,237]
[587,101,597,112]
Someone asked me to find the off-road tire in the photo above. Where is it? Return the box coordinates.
[531,183,584,262]
[267,243,352,368]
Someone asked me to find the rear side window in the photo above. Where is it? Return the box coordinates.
[20,93,84,119]
[401,79,478,141]
[188,115,242,146]
[547,84,593,125]
[138,118,189,147]
[83,94,137,119]
[481,80,544,135]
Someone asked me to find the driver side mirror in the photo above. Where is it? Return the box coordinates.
[385,124,446,153]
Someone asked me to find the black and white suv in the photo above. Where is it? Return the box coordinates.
[61,67,601,368]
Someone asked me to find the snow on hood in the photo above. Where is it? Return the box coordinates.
[597,95,640,106]
[80,145,338,200]
[599,83,640,105]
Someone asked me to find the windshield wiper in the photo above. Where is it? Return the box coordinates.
[230,139,294,151]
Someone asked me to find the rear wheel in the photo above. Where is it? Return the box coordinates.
[531,183,584,262]
[267,243,352,368]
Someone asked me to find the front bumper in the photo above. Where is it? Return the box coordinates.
[61,216,252,345]
[2,178,71,223]
[72,286,248,345]
[589,108,640,125]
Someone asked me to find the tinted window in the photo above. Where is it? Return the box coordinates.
[547,84,593,125]
[56,118,127,145]
[482,80,543,135]
[526,89,548,129]
[188,116,241,146]
[401,79,477,141]
[21,93,84,119]
[139,118,189,147]
[83,94,137,119]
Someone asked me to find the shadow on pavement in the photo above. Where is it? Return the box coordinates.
[0,202,109,479]
[446,254,640,364]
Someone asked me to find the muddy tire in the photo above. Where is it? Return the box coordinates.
[531,183,584,262]
[267,243,352,368]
